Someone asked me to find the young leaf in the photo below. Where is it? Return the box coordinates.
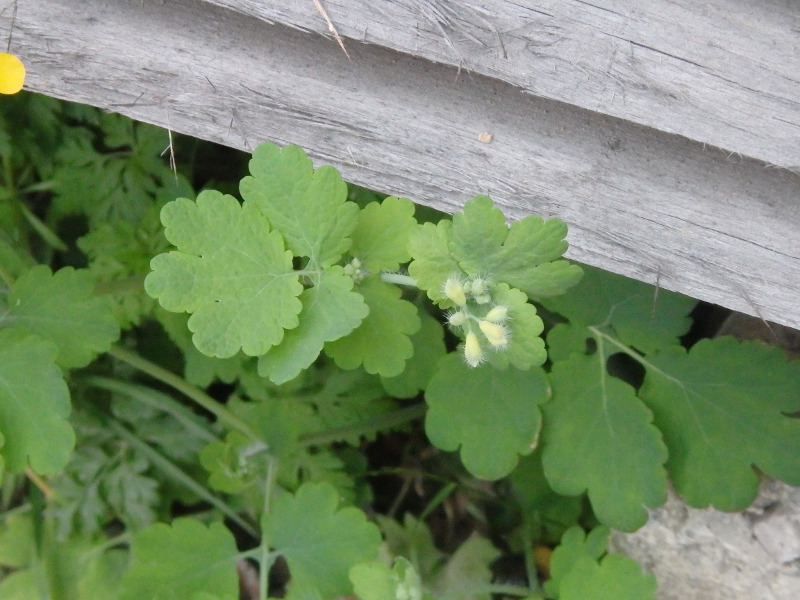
[408,220,462,302]
[544,525,610,598]
[542,265,696,356]
[120,518,239,600]
[449,196,582,298]
[484,283,546,370]
[428,535,500,600]
[240,143,359,268]
[559,554,657,600]
[0,331,74,475]
[4,265,120,368]
[325,276,420,377]
[200,430,264,493]
[145,192,303,357]
[376,513,445,580]
[262,481,382,598]
[349,196,417,271]
[542,354,668,532]
[640,337,800,510]
[349,560,398,600]
[257,266,369,384]
[425,353,550,480]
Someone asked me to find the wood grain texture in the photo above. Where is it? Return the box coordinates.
[204,0,800,172]
[4,0,800,330]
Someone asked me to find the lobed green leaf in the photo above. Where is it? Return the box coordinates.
[145,192,303,358]
[542,354,668,532]
[262,481,382,598]
[325,276,420,377]
[542,264,696,356]
[0,330,74,475]
[240,143,358,268]
[450,196,583,298]
[425,353,550,480]
[640,337,800,509]
[258,266,369,384]
[120,518,239,600]
[349,196,417,272]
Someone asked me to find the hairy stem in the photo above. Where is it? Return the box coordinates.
[380,272,418,287]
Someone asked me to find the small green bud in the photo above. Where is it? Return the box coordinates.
[474,293,492,305]
[478,319,509,349]
[464,330,484,367]
[443,276,467,306]
[485,305,508,323]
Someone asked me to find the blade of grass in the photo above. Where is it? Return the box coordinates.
[106,418,257,537]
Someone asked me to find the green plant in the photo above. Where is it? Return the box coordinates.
[1,93,799,600]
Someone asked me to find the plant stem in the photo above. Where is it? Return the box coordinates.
[297,403,427,447]
[106,345,259,442]
[380,272,418,287]
[259,456,278,600]
[24,468,54,501]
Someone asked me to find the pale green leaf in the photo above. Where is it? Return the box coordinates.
[407,220,461,302]
[240,143,358,267]
[541,354,667,531]
[349,560,396,600]
[325,277,421,377]
[145,192,303,357]
[258,266,369,384]
[349,196,417,272]
[425,353,550,480]
[157,309,246,387]
[449,196,582,297]
[262,481,382,598]
[484,283,546,370]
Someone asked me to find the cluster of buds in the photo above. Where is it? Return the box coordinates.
[443,275,511,367]
[343,257,367,283]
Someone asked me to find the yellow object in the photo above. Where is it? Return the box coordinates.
[0,53,25,95]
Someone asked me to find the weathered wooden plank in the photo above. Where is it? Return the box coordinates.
[205,0,800,172]
[5,0,800,330]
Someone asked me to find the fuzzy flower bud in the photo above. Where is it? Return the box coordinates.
[463,330,484,367]
[484,305,508,324]
[478,319,509,349]
[443,276,467,306]
[447,310,468,327]
[470,278,489,297]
